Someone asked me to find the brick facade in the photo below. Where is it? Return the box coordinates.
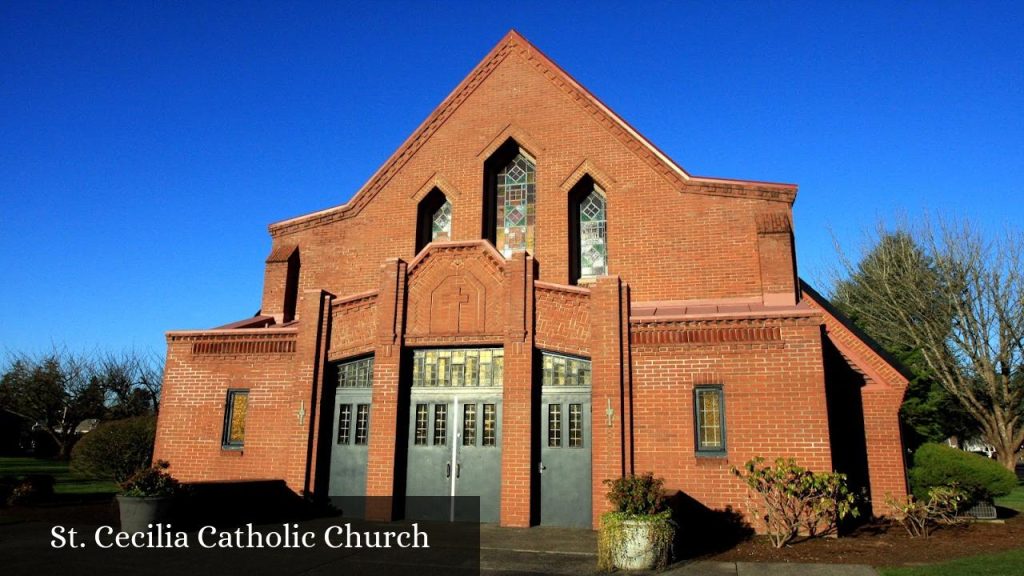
[154,31,909,529]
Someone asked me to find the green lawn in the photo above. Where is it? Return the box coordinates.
[0,456,117,495]
[994,482,1024,513]
[879,548,1024,576]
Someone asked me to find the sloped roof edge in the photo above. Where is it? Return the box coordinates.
[268,30,797,238]
[800,279,912,388]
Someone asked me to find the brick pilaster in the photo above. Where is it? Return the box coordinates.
[500,251,535,527]
[295,289,333,498]
[365,258,407,521]
[590,275,627,527]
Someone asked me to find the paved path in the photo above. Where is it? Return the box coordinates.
[0,516,879,576]
[479,524,878,576]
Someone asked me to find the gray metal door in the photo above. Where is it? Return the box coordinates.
[328,357,374,517]
[405,393,503,522]
[539,353,592,528]
[405,348,504,523]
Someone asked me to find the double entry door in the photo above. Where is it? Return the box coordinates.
[405,348,504,523]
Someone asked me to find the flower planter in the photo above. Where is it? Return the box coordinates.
[117,495,174,534]
[610,518,659,570]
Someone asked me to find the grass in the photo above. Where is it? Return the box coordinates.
[994,481,1024,513]
[0,456,117,495]
[878,548,1024,576]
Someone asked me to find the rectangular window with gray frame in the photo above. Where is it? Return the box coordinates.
[222,389,249,449]
[694,386,725,455]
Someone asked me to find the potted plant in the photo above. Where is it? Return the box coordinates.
[597,472,674,571]
[116,460,181,534]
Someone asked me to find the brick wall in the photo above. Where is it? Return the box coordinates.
[154,329,310,491]
[628,312,832,526]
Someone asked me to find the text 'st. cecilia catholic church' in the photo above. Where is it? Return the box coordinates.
[154,30,910,528]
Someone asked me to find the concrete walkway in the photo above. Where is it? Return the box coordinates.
[479,524,879,576]
[0,515,878,576]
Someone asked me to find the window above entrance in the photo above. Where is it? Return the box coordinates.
[411,348,504,388]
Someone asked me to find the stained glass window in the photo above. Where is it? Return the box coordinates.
[433,404,448,446]
[496,153,536,258]
[222,390,248,448]
[569,403,583,448]
[431,200,452,242]
[482,404,497,447]
[462,403,477,446]
[579,189,607,278]
[412,348,504,388]
[695,386,725,454]
[338,356,374,388]
[414,404,429,446]
[541,352,591,387]
[548,404,562,447]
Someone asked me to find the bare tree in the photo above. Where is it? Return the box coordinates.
[833,219,1024,470]
[96,351,163,417]
[0,348,105,458]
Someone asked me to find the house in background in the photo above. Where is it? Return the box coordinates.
[154,31,909,529]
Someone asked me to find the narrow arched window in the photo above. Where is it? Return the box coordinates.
[483,140,535,258]
[416,188,451,253]
[569,177,607,283]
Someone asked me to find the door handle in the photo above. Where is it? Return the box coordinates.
[456,463,461,478]
[538,462,547,474]
[446,462,451,478]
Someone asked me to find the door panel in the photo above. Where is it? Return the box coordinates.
[540,390,592,527]
[329,389,372,517]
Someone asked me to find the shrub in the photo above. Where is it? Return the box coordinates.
[885,485,967,538]
[70,415,156,483]
[732,457,858,549]
[119,460,180,497]
[909,443,1017,503]
[603,472,665,515]
[5,474,55,506]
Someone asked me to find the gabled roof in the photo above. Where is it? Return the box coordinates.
[800,280,911,391]
[269,30,797,238]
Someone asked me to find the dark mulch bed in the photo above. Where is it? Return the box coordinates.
[698,510,1024,567]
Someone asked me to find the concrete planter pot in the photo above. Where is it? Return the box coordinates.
[117,495,174,534]
[611,518,659,570]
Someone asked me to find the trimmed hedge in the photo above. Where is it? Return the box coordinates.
[909,442,1017,503]
[70,416,156,483]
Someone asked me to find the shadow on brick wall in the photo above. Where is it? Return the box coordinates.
[665,491,753,559]
[176,480,329,530]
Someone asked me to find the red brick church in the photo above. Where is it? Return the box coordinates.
[154,31,909,529]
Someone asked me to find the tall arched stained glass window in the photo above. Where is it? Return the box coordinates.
[431,200,452,242]
[579,189,607,278]
[496,153,536,258]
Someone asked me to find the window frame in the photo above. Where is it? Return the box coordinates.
[222,389,250,450]
[568,176,608,284]
[694,385,726,456]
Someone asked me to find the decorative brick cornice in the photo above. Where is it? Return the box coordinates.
[406,240,506,276]
[631,322,783,346]
[331,290,379,311]
[166,329,299,356]
[756,212,793,235]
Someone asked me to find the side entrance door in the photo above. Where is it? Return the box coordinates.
[328,357,374,517]
[538,352,593,528]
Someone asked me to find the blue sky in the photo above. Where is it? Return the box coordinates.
[2,1,1022,358]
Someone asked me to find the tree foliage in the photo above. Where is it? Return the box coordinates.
[832,220,1024,470]
[831,231,973,446]
[0,349,163,458]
